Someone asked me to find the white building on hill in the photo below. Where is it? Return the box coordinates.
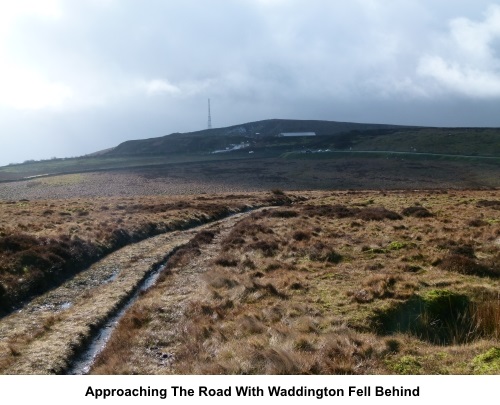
[277,132,316,137]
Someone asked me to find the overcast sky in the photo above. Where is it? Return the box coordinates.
[1,0,500,166]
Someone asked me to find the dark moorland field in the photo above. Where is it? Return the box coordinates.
[0,156,499,201]
[1,119,499,186]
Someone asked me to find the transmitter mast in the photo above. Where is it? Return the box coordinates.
[207,98,212,129]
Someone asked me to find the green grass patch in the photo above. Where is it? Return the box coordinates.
[388,241,408,251]
[471,348,500,374]
[386,355,422,375]
[372,289,474,344]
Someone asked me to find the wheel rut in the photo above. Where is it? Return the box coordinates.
[0,207,272,374]
[89,210,253,374]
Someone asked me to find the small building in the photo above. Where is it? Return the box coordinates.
[277,132,316,137]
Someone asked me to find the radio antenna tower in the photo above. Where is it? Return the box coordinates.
[207,98,212,129]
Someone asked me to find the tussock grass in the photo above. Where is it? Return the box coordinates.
[373,290,500,345]
[3,189,500,375]
[156,190,500,374]
[402,206,434,218]
[0,193,282,313]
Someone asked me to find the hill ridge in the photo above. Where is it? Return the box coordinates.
[107,118,410,156]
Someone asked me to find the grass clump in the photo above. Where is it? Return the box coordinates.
[374,288,500,346]
[470,348,500,374]
[373,289,473,345]
[476,200,500,209]
[439,254,500,278]
[357,207,402,221]
[268,210,299,218]
[386,355,422,375]
[214,255,239,267]
[388,241,408,251]
[352,275,400,303]
[401,206,433,218]
[293,230,311,241]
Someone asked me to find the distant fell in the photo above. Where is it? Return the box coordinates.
[0,118,497,185]
[104,118,500,159]
[106,119,406,156]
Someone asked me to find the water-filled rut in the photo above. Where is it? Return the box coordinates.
[67,259,171,374]
[0,209,264,374]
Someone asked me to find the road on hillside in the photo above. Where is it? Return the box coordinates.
[291,149,500,160]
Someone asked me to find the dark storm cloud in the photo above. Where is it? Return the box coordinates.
[0,0,499,165]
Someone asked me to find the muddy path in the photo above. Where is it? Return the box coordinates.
[0,208,273,374]
[88,206,270,374]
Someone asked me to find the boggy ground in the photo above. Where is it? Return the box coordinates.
[0,210,269,374]
[88,189,500,375]
[0,188,499,374]
[0,191,293,314]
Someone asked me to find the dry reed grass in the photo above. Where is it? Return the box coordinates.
[3,189,499,375]
[0,192,289,313]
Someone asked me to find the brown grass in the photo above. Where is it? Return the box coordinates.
[402,206,434,218]
[0,192,289,313]
[439,253,500,278]
[2,189,500,375]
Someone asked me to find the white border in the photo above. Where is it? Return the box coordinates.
[1,375,496,404]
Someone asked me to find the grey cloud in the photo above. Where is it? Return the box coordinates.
[416,5,500,98]
[0,0,499,166]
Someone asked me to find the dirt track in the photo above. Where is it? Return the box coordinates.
[0,209,266,374]
[1,189,499,375]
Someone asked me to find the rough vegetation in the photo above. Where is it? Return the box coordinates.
[0,182,498,375]
[86,189,500,375]
[0,192,295,314]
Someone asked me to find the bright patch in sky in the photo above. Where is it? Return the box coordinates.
[0,64,72,110]
[141,79,181,96]
[0,0,66,110]
[0,1,499,166]
[418,5,500,98]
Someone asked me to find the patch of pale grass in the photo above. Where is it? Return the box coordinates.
[73,190,500,375]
